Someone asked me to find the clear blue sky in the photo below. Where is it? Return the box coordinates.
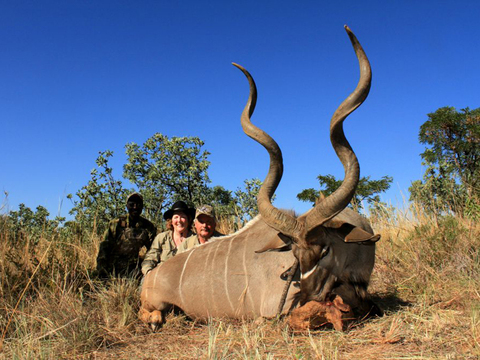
[1,1,479,219]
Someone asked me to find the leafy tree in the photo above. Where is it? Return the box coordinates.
[409,107,480,215]
[297,174,393,212]
[203,178,265,230]
[409,164,465,215]
[8,203,63,244]
[67,134,270,232]
[233,178,264,224]
[69,150,132,235]
[206,185,235,218]
[123,134,211,224]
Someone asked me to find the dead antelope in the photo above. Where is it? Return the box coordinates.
[140,25,380,331]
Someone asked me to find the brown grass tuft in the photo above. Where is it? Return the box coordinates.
[1,203,479,359]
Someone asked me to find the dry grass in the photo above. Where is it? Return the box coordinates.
[1,204,479,359]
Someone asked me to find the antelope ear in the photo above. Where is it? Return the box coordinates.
[323,218,380,243]
[255,233,292,253]
[344,227,381,243]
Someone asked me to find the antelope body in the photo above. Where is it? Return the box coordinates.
[141,217,298,320]
[140,26,380,329]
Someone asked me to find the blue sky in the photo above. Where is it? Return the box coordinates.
[1,1,479,219]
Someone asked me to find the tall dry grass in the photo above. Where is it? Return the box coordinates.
[0,203,479,359]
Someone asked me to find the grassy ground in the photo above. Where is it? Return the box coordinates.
[1,207,479,359]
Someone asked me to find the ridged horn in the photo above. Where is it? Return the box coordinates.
[302,25,372,232]
[233,63,302,239]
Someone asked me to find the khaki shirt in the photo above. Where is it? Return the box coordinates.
[141,230,192,275]
[96,214,156,277]
[177,231,224,254]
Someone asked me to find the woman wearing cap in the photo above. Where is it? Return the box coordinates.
[141,201,195,276]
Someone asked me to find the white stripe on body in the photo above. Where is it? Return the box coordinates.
[179,248,196,307]
[149,261,164,299]
[202,242,214,315]
[224,237,235,313]
[210,240,222,315]
[241,234,255,313]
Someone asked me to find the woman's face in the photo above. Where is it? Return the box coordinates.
[171,211,189,233]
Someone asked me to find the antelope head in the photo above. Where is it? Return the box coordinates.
[234,25,379,306]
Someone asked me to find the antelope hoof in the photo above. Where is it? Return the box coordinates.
[149,310,164,332]
[139,308,164,332]
[150,321,162,332]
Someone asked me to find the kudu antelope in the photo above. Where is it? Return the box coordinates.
[140,26,380,331]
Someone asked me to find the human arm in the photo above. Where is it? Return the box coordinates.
[95,220,117,276]
[143,219,157,249]
[141,231,165,275]
[177,235,198,254]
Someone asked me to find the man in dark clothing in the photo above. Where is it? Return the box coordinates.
[96,193,157,278]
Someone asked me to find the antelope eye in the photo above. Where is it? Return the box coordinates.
[319,246,329,260]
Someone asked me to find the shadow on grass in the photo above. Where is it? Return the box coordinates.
[371,292,412,314]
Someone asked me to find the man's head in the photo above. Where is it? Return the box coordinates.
[126,193,143,219]
[194,205,217,244]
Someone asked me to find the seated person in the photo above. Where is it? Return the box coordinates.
[96,193,156,278]
[141,200,195,276]
[178,205,223,253]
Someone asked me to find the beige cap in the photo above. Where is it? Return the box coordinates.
[195,205,215,220]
